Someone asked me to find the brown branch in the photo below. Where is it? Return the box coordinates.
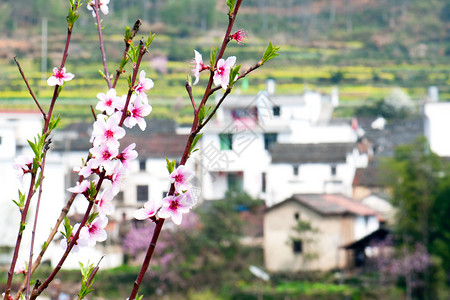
[4,172,37,299]
[119,40,147,127]
[112,19,142,89]
[13,57,46,119]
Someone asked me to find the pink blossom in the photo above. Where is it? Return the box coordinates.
[96,88,121,115]
[158,194,193,225]
[2,293,13,300]
[75,159,96,178]
[230,29,247,45]
[192,50,207,85]
[14,259,27,274]
[95,189,114,216]
[90,144,119,174]
[117,143,138,170]
[134,70,154,99]
[134,198,162,220]
[79,216,108,247]
[91,114,125,149]
[110,163,128,195]
[170,165,195,192]
[123,95,152,131]
[47,67,74,86]
[213,56,236,89]
[67,180,91,194]
[184,187,199,207]
[13,155,33,187]
[87,0,110,17]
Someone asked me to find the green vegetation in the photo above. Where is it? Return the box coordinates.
[0,0,449,124]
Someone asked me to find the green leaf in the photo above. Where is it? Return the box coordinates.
[63,217,73,239]
[166,158,176,174]
[98,69,106,79]
[124,26,131,41]
[261,42,280,64]
[42,241,48,251]
[145,32,156,48]
[228,64,241,88]
[20,222,27,233]
[226,0,237,13]
[198,105,212,125]
[87,212,99,224]
[49,115,61,131]
[190,133,203,154]
[88,181,97,200]
[210,47,217,68]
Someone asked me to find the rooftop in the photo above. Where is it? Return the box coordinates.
[267,194,376,217]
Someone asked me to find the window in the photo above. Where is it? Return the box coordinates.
[261,172,266,193]
[293,165,299,176]
[294,212,300,220]
[136,185,148,202]
[219,133,233,150]
[331,165,337,176]
[139,160,146,171]
[0,136,2,145]
[264,133,277,151]
[293,240,303,254]
[116,191,124,203]
[227,173,243,191]
[272,106,280,116]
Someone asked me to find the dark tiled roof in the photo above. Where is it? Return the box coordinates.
[267,194,376,217]
[121,133,189,159]
[353,164,381,187]
[357,117,423,158]
[271,143,355,164]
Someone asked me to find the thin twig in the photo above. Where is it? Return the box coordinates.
[30,175,105,299]
[4,172,37,299]
[90,105,98,121]
[25,149,48,299]
[119,40,147,127]
[13,57,46,119]
[112,19,142,89]
[94,0,111,89]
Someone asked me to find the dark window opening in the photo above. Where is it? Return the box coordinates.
[139,160,146,171]
[294,212,300,220]
[331,165,337,176]
[293,165,299,176]
[264,133,277,151]
[116,191,124,203]
[136,185,149,202]
[227,173,243,191]
[219,133,233,150]
[261,172,266,193]
[293,240,303,254]
[273,106,280,116]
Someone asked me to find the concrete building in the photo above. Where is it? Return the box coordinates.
[264,194,379,272]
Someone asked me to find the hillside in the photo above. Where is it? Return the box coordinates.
[0,0,449,123]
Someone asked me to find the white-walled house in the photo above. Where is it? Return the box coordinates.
[264,194,379,272]
[199,88,363,205]
[266,143,367,206]
[423,101,450,157]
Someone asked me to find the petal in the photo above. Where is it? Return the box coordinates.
[47,76,59,86]
[134,208,150,220]
[171,211,183,225]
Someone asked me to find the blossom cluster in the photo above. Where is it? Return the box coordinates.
[59,69,153,251]
[134,165,197,225]
[191,50,237,90]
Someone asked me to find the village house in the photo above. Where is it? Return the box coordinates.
[264,194,379,272]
